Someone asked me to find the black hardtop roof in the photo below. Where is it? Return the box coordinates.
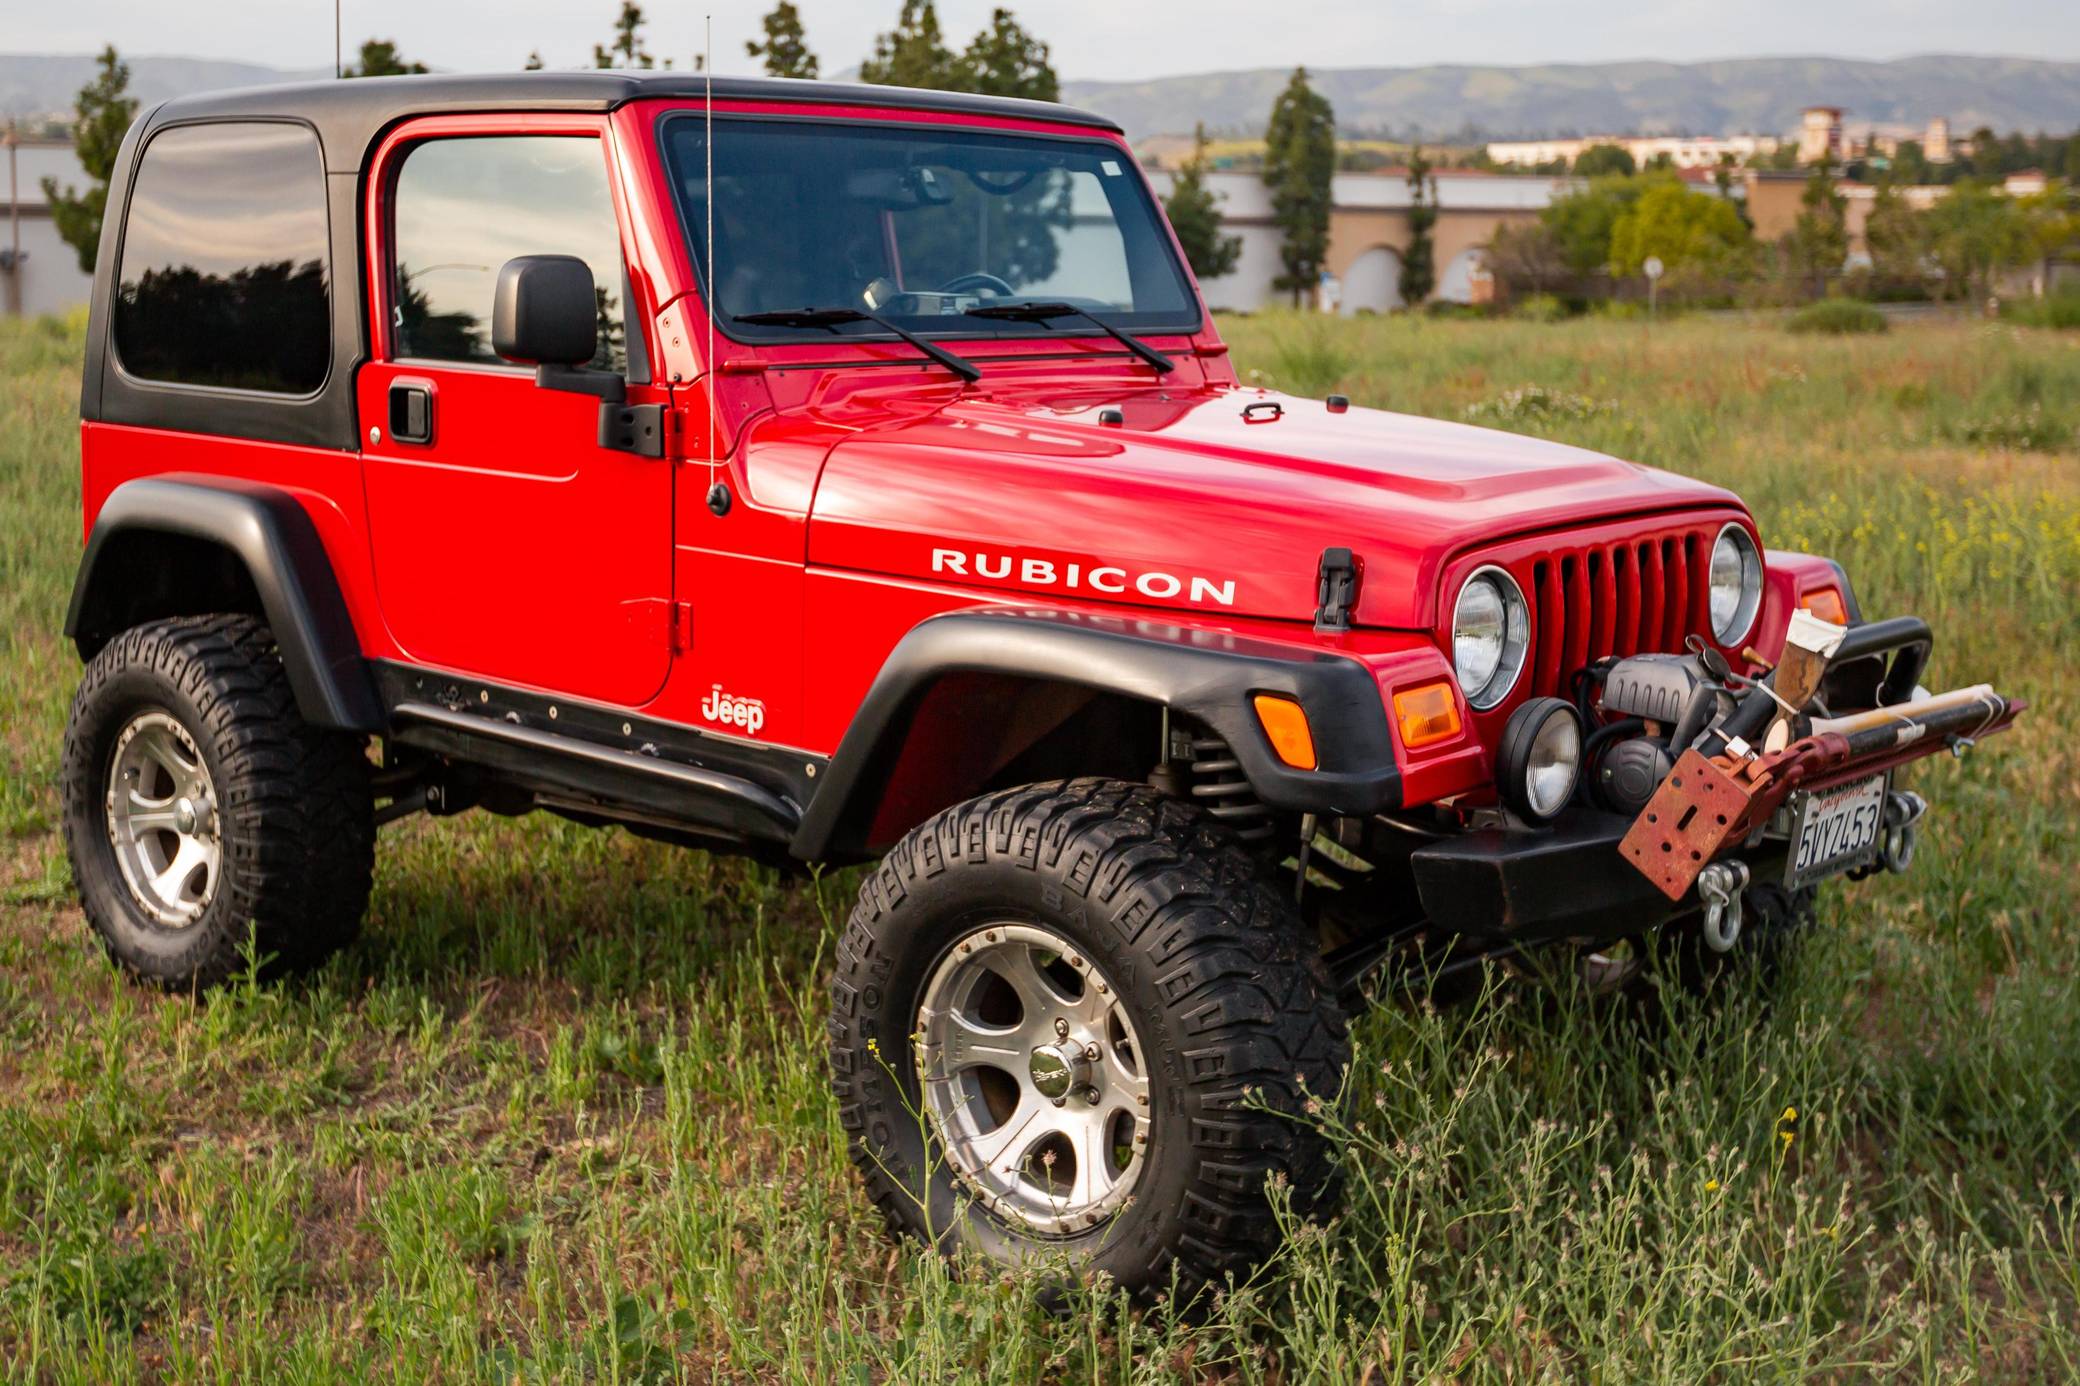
[143,71,1122,172]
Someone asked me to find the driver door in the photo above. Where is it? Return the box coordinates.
[358,121,674,708]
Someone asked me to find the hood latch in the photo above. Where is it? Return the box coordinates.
[1314,548,1361,634]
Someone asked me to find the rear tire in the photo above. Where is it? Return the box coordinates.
[60,615,374,988]
[829,779,1348,1303]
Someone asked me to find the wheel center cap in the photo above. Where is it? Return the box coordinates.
[174,796,213,837]
[1029,1038,1090,1102]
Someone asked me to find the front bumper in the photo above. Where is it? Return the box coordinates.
[1408,610,2021,943]
[1408,810,1789,942]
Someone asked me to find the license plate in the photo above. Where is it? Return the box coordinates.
[1785,773,1888,888]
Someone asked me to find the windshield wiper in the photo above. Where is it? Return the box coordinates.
[731,307,981,383]
[964,302,1175,375]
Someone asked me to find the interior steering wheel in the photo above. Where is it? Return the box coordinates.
[939,271,1016,298]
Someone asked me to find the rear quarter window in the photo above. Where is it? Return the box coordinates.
[112,122,331,395]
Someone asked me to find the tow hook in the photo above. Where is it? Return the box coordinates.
[1881,790,1928,874]
[1697,860,1751,953]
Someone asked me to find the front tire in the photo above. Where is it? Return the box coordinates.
[60,615,374,988]
[829,779,1348,1302]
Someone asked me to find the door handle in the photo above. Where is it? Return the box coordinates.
[388,381,434,445]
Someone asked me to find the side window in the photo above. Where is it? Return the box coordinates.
[390,136,628,373]
[113,122,330,394]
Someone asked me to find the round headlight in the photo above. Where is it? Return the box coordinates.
[1709,523,1763,645]
[1498,696,1582,822]
[1452,566,1531,710]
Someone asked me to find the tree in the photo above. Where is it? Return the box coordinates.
[1607,179,1752,283]
[41,45,137,275]
[1922,181,2031,301]
[958,8,1057,101]
[1890,139,1931,185]
[1863,182,1929,291]
[1261,67,1335,307]
[1484,220,1571,299]
[1399,144,1438,304]
[1165,124,1241,281]
[1540,174,1654,279]
[594,3,654,70]
[746,3,818,79]
[1787,160,1848,295]
[859,1,958,90]
[1572,143,1636,177]
[342,39,427,78]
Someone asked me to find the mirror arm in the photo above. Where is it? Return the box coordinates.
[536,362,627,404]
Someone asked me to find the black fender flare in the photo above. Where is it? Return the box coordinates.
[789,606,1401,861]
[65,477,383,732]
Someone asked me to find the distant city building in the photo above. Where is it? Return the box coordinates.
[1797,106,1845,165]
[1143,168,1571,312]
[1486,133,1780,170]
[1924,116,1952,163]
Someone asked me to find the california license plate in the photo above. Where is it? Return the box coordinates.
[1785,773,1888,889]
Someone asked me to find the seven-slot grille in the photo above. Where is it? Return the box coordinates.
[1519,525,1722,700]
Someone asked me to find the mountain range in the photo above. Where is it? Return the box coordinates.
[1059,55,2080,141]
[5,52,2078,144]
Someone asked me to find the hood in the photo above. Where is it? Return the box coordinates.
[802,381,1744,629]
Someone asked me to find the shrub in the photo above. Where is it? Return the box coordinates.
[1787,299,1888,335]
[1999,290,2080,330]
[1513,293,1569,323]
[1463,385,1621,425]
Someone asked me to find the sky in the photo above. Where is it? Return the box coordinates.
[8,0,2079,81]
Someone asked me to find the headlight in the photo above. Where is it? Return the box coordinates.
[1709,523,1763,644]
[1452,566,1530,710]
[1498,696,1582,822]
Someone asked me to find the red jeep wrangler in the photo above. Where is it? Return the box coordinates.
[61,73,2018,1298]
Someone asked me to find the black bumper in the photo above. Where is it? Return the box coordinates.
[1409,810,1789,942]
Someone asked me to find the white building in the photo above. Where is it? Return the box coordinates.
[1487,133,1782,171]
[3,134,96,317]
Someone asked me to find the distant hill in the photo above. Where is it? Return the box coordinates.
[0,54,330,120]
[1060,55,2080,141]
[4,51,2076,146]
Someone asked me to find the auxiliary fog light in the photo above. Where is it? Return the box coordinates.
[1497,696,1582,823]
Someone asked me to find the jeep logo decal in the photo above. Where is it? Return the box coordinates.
[700,685,766,736]
[931,548,1236,607]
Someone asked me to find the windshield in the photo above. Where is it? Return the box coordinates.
[661,116,1200,343]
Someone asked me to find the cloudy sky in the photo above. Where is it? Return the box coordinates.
[11,0,2078,79]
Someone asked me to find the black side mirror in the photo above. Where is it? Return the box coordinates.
[492,255,598,366]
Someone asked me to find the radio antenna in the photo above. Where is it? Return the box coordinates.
[702,14,728,516]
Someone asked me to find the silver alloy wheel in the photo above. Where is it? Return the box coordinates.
[914,922,1151,1237]
[104,710,221,928]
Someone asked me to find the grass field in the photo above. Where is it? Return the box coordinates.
[2,310,2077,1381]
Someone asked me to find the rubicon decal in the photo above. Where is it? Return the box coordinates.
[700,685,766,736]
[931,548,1237,607]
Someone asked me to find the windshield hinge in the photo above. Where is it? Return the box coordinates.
[1314,547,1360,634]
[598,402,668,458]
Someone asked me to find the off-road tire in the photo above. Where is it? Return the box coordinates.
[829,778,1348,1303]
[60,615,374,988]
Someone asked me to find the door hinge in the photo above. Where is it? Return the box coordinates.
[669,600,694,653]
[598,401,668,458]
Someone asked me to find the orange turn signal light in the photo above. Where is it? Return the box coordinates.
[1799,586,1848,624]
[1252,694,1318,770]
[1393,681,1463,748]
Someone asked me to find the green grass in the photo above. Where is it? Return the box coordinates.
[3,310,2078,1379]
